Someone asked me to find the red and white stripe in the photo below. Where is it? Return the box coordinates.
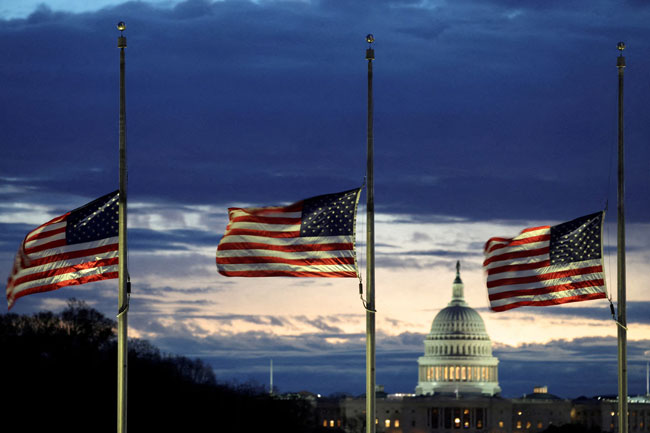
[483,225,606,312]
[6,213,118,309]
[216,203,357,277]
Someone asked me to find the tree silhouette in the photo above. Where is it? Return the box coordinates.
[0,300,322,433]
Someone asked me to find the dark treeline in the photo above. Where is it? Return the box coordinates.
[1,299,325,433]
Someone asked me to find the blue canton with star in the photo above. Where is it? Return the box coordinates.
[549,212,602,265]
[300,189,359,237]
[66,191,119,245]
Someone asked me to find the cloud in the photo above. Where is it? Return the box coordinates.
[410,231,433,243]
[138,319,650,397]
[294,316,344,333]
[497,301,650,325]
[2,0,650,221]
[383,249,482,258]
[494,337,650,397]
[129,227,219,251]
[0,223,30,253]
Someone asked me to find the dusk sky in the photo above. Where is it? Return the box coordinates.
[2,0,650,399]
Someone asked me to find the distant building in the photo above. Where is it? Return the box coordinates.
[335,391,571,433]
[313,263,650,433]
[416,262,500,397]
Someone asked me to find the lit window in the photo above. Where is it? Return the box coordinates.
[462,408,471,429]
[330,420,334,427]
[526,421,531,428]
[395,420,400,428]
[385,420,391,428]
[537,422,543,429]
[455,417,461,428]
[498,421,504,428]
[518,411,522,416]
[323,420,327,427]
[516,421,522,429]
[337,420,341,427]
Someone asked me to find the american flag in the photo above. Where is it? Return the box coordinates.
[6,191,119,309]
[216,188,361,277]
[483,211,607,312]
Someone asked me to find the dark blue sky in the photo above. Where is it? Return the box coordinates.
[3,0,650,219]
[1,0,650,398]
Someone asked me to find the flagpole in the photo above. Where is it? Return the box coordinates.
[117,22,129,433]
[365,34,376,433]
[616,41,627,433]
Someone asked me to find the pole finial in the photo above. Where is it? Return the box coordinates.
[366,34,374,60]
[617,41,625,68]
[117,21,127,48]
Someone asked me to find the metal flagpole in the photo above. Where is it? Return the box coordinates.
[365,34,376,433]
[117,21,130,433]
[616,41,627,433]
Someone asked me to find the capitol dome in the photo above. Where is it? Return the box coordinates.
[416,262,501,396]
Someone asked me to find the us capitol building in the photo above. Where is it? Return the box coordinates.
[314,262,650,433]
[416,262,500,397]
